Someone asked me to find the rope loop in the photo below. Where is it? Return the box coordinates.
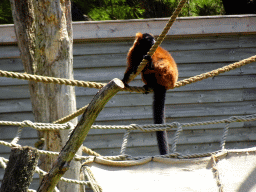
[221,123,230,150]
[130,124,144,131]
[171,123,183,153]
[120,130,131,155]
[22,120,35,128]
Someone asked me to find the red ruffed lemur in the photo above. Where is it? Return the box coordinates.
[122,32,178,155]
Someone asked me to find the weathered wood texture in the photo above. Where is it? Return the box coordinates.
[8,0,81,191]
[0,146,39,192]
[0,16,256,190]
[38,78,123,192]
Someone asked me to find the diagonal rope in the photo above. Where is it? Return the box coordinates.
[0,54,255,95]
[0,69,106,89]
[124,54,256,92]
[174,54,256,89]
[125,0,187,84]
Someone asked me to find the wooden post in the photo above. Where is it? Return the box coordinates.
[38,78,124,192]
[9,0,81,191]
[0,146,39,192]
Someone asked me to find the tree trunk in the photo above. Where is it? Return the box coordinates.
[0,146,39,192]
[38,78,124,192]
[10,0,82,191]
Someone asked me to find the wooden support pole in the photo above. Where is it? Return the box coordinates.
[37,78,124,192]
[0,146,39,192]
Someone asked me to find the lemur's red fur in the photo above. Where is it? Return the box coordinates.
[125,32,178,89]
[122,32,178,155]
[142,46,178,90]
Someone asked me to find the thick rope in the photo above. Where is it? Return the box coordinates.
[1,113,256,132]
[120,130,131,155]
[0,157,91,188]
[124,54,256,93]
[175,54,256,89]
[171,123,183,153]
[127,0,187,83]
[0,140,96,162]
[53,104,88,124]
[0,1,188,92]
[82,165,103,192]
[0,113,255,160]
[0,70,106,89]
[211,154,224,191]
[82,146,101,157]
[0,120,73,131]
[11,126,23,145]
[2,113,254,162]
[1,53,255,98]
[91,113,256,131]
[220,123,230,150]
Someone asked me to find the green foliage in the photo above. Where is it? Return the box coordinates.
[79,0,225,20]
[190,0,225,16]
[0,0,13,24]
[76,0,145,20]
[0,0,225,24]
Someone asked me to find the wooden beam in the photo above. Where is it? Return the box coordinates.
[37,78,124,192]
[1,15,256,44]
[0,146,39,192]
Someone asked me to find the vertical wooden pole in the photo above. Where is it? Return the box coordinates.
[0,146,39,192]
[9,0,81,191]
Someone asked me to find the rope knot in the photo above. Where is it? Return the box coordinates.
[172,122,181,128]
[130,124,144,131]
[66,122,74,130]
[22,120,35,128]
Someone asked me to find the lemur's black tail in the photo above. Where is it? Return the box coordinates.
[153,86,169,155]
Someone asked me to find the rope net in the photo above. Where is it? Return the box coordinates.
[0,0,256,191]
[1,53,254,125]
[0,113,256,191]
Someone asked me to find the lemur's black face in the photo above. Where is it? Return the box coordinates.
[141,33,156,49]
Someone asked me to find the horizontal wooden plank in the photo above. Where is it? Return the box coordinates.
[164,35,256,51]
[0,85,255,114]
[0,113,252,140]
[91,114,256,134]
[83,127,256,149]
[0,46,255,86]
[1,76,255,113]
[0,85,30,99]
[177,62,256,78]
[93,141,256,157]
[73,35,256,56]
[1,34,256,59]
[0,127,38,140]
[0,139,38,154]
[0,112,34,122]
[93,101,256,121]
[0,79,252,101]
[74,74,256,98]
[172,47,256,64]
[77,88,256,108]
[0,76,28,86]
[0,126,255,155]
[0,99,32,113]
[1,140,254,160]
[1,66,255,99]
[0,45,20,59]
[0,114,253,137]
[1,15,256,44]
[55,50,256,72]
[73,15,256,41]
[0,58,24,71]
[73,62,256,83]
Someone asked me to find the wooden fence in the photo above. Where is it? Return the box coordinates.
[0,15,256,189]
